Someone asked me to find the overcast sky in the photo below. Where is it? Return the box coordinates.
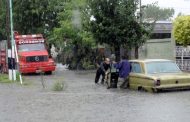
[142,0,190,18]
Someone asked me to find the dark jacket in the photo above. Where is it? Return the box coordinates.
[100,62,110,72]
[114,59,131,78]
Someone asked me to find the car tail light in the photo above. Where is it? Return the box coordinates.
[154,79,161,86]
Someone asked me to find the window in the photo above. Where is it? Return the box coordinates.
[131,62,142,73]
[150,33,171,39]
[146,61,181,74]
[18,43,45,52]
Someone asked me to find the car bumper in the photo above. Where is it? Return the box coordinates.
[19,65,56,74]
[152,83,190,92]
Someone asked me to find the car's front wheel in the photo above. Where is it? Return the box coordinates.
[138,86,147,92]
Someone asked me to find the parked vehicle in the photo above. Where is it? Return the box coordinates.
[15,32,56,74]
[129,59,190,92]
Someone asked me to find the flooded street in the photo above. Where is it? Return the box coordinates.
[1,68,190,122]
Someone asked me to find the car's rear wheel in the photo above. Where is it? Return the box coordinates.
[152,88,160,93]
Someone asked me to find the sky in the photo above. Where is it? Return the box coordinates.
[142,0,190,18]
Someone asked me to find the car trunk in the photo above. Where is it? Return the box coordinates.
[152,73,190,85]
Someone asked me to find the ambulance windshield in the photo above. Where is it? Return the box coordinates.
[18,43,45,52]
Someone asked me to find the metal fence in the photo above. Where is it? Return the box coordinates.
[176,59,190,71]
[176,46,190,57]
[176,46,190,71]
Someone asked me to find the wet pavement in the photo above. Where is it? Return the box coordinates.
[1,67,190,122]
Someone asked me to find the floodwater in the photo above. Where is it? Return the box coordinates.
[1,68,190,122]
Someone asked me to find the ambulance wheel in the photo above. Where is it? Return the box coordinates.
[45,71,52,75]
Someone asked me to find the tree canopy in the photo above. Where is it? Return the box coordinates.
[88,0,148,60]
[142,3,175,21]
[0,0,151,66]
[48,0,96,69]
[173,15,190,46]
[49,0,95,50]
[0,0,6,40]
[13,0,58,34]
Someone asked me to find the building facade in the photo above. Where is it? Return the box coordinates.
[139,21,176,60]
[139,20,190,71]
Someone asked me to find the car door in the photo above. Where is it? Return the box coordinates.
[129,62,145,89]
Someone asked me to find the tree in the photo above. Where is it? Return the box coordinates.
[49,0,96,69]
[142,3,175,21]
[173,16,190,46]
[13,0,58,34]
[177,12,184,17]
[0,0,6,40]
[88,0,147,60]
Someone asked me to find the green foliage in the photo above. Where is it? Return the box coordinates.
[1,0,59,38]
[177,12,184,17]
[13,0,58,34]
[15,72,26,83]
[52,81,64,91]
[88,0,147,60]
[0,74,12,83]
[142,3,175,21]
[48,0,96,68]
[49,0,94,45]
[0,0,6,40]
[173,16,190,46]
[82,59,95,70]
[16,71,20,81]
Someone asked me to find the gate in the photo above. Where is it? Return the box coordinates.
[176,46,190,71]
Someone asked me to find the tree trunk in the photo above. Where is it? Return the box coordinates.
[124,48,131,60]
[114,46,120,62]
[135,46,139,59]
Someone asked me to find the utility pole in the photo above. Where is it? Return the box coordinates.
[8,0,16,81]
[8,0,22,83]
[9,0,14,49]
[6,0,10,48]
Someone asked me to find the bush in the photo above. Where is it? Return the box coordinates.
[52,81,64,91]
[173,16,190,46]
[16,72,21,81]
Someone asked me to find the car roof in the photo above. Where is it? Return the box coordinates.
[129,59,172,63]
